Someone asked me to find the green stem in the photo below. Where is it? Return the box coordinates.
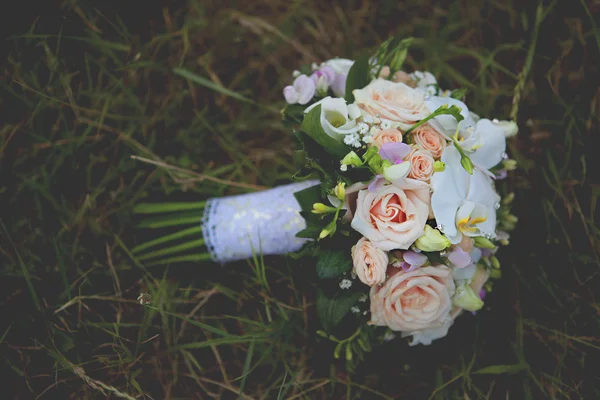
[136,239,205,261]
[145,253,212,266]
[133,201,206,214]
[132,226,203,254]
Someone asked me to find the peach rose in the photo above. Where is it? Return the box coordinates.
[407,149,435,182]
[370,265,455,332]
[353,79,430,126]
[378,68,417,87]
[412,123,446,159]
[351,237,388,286]
[371,128,403,148]
[406,265,489,346]
[351,179,431,251]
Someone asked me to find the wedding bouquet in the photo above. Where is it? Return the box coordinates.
[134,38,518,359]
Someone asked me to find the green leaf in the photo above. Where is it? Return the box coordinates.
[405,104,465,135]
[316,250,352,279]
[473,363,529,375]
[385,37,414,76]
[293,184,322,212]
[316,290,361,332]
[344,54,371,103]
[450,87,468,100]
[300,105,349,158]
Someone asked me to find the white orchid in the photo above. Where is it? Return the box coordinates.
[321,58,354,97]
[431,146,500,244]
[304,96,361,140]
[425,96,507,172]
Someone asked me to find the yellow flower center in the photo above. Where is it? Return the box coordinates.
[457,215,487,234]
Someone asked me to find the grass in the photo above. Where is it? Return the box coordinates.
[1,0,599,398]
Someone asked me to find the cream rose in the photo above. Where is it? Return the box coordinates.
[351,179,430,251]
[407,149,435,182]
[351,237,388,287]
[370,265,455,332]
[353,79,430,127]
[406,265,489,346]
[412,123,446,159]
[371,128,403,148]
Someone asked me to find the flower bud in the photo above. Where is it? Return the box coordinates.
[489,269,502,279]
[319,220,337,239]
[490,255,500,269]
[312,203,336,214]
[503,159,517,171]
[452,283,484,311]
[341,151,363,167]
[473,236,496,249]
[433,161,446,172]
[414,225,451,252]
[502,192,515,205]
[333,182,346,201]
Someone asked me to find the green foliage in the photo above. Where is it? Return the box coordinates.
[316,250,353,279]
[344,54,372,103]
[316,289,361,332]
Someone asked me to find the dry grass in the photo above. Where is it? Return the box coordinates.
[1,0,599,398]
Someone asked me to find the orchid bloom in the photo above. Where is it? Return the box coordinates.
[424,96,507,172]
[431,146,500,244]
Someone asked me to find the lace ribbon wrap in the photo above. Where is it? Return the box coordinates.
[202,180,320,263]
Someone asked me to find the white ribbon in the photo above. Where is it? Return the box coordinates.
[202,180,319,263]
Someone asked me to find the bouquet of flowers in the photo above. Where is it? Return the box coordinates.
[134,37,518,362]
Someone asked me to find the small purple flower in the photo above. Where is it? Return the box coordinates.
[447,247,473,269]
[283,74,316,105]
[379,142,411,164]
[310,66,336,85]
[479,288,486,300]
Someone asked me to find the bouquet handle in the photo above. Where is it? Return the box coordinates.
[202,180,319,263]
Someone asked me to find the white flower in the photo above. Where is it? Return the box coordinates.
[383,331,397,342]
[425,96,507,171]
[431,146,500,244]
[304,97,361,141]
[424,95,476,136]
[339,279,353,289]
[410,71,438,96]
[351,306,360,314]
[322,58,354,97]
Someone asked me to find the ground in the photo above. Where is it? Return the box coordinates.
[1,0,599,399]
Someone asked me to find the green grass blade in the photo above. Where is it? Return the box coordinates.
[52,235,71,300]
[173,67,257,105]
[133,201,206,214]
[137,212,203,228]
[145,253,213,266]
[1,220,40,311]
[136,239,205,261]
[237,341,255,398]
[132,226,203,254]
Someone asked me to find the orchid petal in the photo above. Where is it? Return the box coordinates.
[383,162,410,181]
[368,175,386,192]
[468,119,506,170]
